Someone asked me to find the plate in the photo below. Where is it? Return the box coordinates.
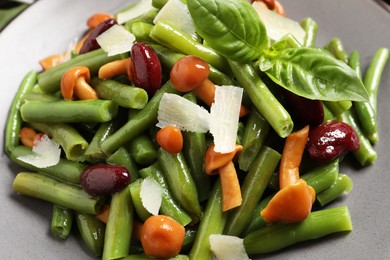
[0,0,389,259]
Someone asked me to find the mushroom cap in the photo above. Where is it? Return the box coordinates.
[61,66,91,100]
[205,144,243,175]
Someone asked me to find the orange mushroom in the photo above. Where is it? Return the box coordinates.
[261,125,315,224]
[205,144,243,211]
[61,66,98,100]
[87,13,113,30]
[98,58,133,81]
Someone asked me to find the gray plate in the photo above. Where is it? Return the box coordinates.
[0,0,389,259]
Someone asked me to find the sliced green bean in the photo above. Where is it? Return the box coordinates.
[75,212,105,257]
[324,37,348,64]
[364,47,389,113]
[182,93,210,202]
[128,134,158,166]
[157,148,202,218]
[336,109,377,166]
[29,122,88,161]
[94,80,148,109]
[243,206,352,254]
[301,159,339,194]
[4,70,38,155]
[317,174,353,206]
[10,145,86,184]
[21,92,60,103]
[224,146,281,237]
[85,121,117,163]
[106,146,140,182]
[139,163,192,226]
[151,0,168,9]
[238,107,271,171]
[242,194,273,236]
[301,17,318,47]
[151,44,236,86]
[50,205,73,240]
[181,226,198,254]
[128,21,154,42]
[38,48,127,93]
[102,186,134,260]
[188,180,227,260]
[21,99,118,123]
[150,21,229,73]
[322,101,335,122]
[228,60,293,138]
[129,179,151,221]
[101,81,179,155]
[13,172,105,214]
[349,50,378,143]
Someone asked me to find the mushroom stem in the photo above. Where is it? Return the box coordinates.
[98,58,132,81]
[219,161,242,211]
[260,125,316,224]
[74,76,98,100]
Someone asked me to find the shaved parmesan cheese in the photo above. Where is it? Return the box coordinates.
[252,1,305,45]
[17,134,61,168]
[209,234,250,260]
[140,177,163,216]
[157,93,211,132]
[96,25,135,56]
[153,0,197,39]
[210,86,243,153]
[116,0,154,24]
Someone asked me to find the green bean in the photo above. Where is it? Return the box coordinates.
[75,212,105,257]
[317,174,353,207]
[324,37,348,64]
[29,122,88,161]
[21,100,118,123]
[301,17,318,47]
[102,186,134,260]
[364,47,389,113]
[10,146,86,184]
[121,254,189,260]
[348,50,378,143]
[85,121,117,163]
[50,205,73,240]
[228,60,293,138]
[4,70,38,155]
[224,146,281,237]
[151,44,236,86]
[242,194,273,236]
[336,109,377,166]
[279,33,302,49]
[129,179,151,221]
[139,163,192,226]
[188,180,227,260]
[157,148,202,218]
[13,172,105,214]
[181,226,198,254]
[182,93,210,202]
[238,107,271,171]
[150,21,229,73]
[243,206,352,254]
[106,146,140,183]
[38,49,127,93]
[128,134,158,166]
[21,92,60,102]
[322,100,351,117]
[322,101,335,122]
[128,21,154,42]
[301,159,339,194]
[151,0,168,9]
[101,81,179,155]
[94,80,148,109]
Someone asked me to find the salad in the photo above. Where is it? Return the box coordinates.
[3,0,389,259]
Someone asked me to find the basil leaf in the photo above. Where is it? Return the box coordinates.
[259,47,369,102]
[187,0,268,63]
